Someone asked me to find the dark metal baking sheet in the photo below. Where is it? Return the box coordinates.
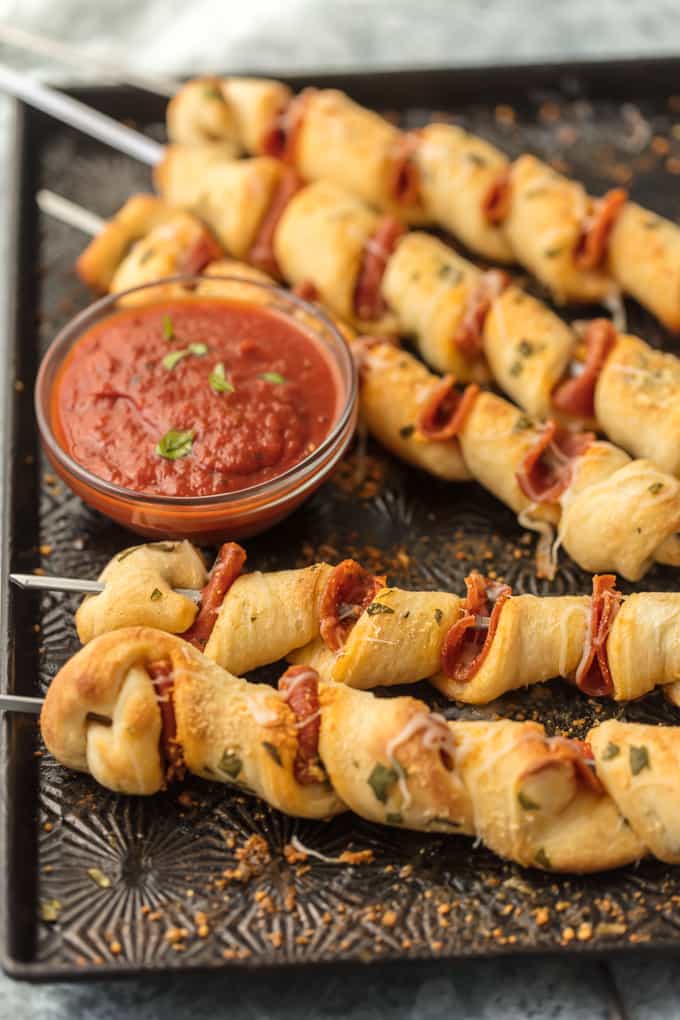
[3,56,680,981]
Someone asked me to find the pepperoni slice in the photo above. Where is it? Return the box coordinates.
[574,188,628,270]
[574,574,623,697]
[516,420,595,505]
[320,559,386,652]
[453,269,511,359]
[293,279,319,302]
[353,216,405,321]
[521,736,605,796]
[178,229,223,275]
[440,573,512,683]
[248,168,304,278]
[388,132,422,207]
[417,378,480,441]
[551,318,618,419]
[182,542,247,650]
[260,88,316,162]
[482,167,512,224]
[279,665,322,785]
[147,659,185,782]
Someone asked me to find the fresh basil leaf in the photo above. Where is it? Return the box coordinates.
[368,763,398,803]
[209,362,235,394]
[366,603,395,616]
[162,349,187,371]
[630,745,650,776]
[156,429,194,460]
[262,741,282,766]
[534,847,551,869]
[219,750,242,779]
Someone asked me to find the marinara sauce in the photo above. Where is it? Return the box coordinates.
[52,299,342,497]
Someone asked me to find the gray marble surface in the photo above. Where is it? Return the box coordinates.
[0,1,679,1017]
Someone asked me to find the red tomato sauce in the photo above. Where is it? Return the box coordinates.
[52,299,342,497]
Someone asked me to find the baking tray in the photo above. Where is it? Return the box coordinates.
[4,56,680,981]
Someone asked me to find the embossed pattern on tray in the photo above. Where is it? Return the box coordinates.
[9,69,680,976]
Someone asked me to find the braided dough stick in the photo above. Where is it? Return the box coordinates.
[42,629,342,817]
[154,151,284,259]
[76,194,204,292]
[594,334,680,477]
[221,77,292,154]
[589,721,680,864]
[430,594,590,703]
[44,631,665,871]
[482,286,576,421]
[453,720,644,871]
[559,450,680,580]
[358,340,471,481]
[75,541,207,644]
[414,123,513,262]
[457,391,560,520]
[273,180,399,333]
[294,89,427,223]
[501,156,614,305]
[380,232,489,381]
[291,587,462,689]
[166,77,242,148]
[607,203,680,332]
[203,563,334,676]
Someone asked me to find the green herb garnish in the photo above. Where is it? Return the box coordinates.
[649,482,664,495]
[366,603,395,616]
[513,413,533,432]
[260,371,287,384]
[219,750,242,779]
[434,608,444,624]
[156,429,194,460]
[368,763,398,803]
[163,314,174,341]
[262,741,282,766]
[518,791,541,811]
[204,86,223,100]
[544,246,563,258]
[162,343,208,370]
[209,362,235,394]
[534,847,552,869]
[150,588,162,602]
[399,424,415,439]
[630,745,650,776]
[602,742,620,760]
[518,339,534,357]
[386,812,403,825]
[509,360,523,377]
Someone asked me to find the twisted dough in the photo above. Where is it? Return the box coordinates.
[151,146,680,478]
[74,195,680,571]
[165,75,680,328]
[77,543,680,703]
[42,627,680,872]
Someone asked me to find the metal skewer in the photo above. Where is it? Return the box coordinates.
[0,63,163,165]
[0,694,44,714]
[37,189,104,236]
[0,23,178,97]
[11,573,201,600]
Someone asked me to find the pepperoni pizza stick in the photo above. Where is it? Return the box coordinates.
[165,76,680,328]
[151,146,680,478]
[41,627,680,872]
[75,541,680,703]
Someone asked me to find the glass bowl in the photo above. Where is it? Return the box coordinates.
[35,275,358,542]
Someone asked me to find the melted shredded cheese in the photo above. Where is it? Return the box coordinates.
[248,688,282,726]
[517,506,557,580]
[603,290,627,332]
[385,712,458,810]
